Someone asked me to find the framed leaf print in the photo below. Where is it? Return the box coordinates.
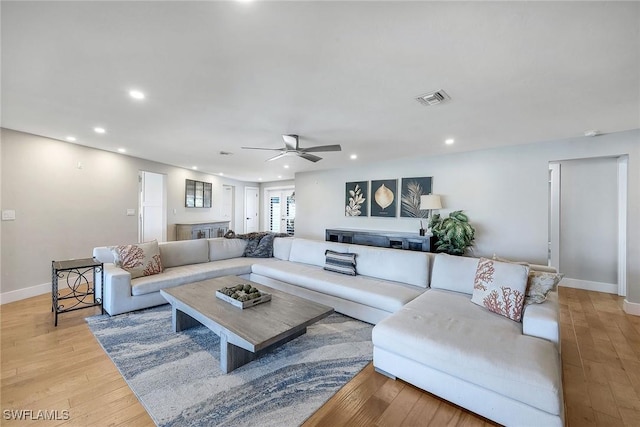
[371,179,397,217]
[345,181,368,216]
[400,177,433,218]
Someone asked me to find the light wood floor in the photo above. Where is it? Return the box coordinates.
[2,287,639,426]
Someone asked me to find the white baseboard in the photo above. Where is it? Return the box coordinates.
[559,278,618,295]
[624,299,640,316]
[0,282,51,305]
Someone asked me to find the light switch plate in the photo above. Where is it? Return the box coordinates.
[126,209,136,216]
[1,210,16,221]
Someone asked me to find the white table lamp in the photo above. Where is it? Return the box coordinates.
[420,195,443,234]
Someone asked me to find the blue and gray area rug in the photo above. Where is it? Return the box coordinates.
[86,305,373,427]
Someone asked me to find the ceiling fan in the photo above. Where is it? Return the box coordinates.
[241,134,342,163]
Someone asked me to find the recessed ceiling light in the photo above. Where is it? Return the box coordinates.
[258,178,263,181]
[65,136,76,142]
[117,148,126,153]
[129,90,145,100]
[284,165,290,169]
[278,175,282,179]
[219,173,224,176]
[350,154,357,160]
[94,127,106,134]
[192,166,198,170]
[445,138,455,145]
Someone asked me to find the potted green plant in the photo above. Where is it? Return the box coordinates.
[428,210,475,255]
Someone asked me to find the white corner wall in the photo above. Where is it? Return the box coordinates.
[0,129,258,301]
[294,129,640,305]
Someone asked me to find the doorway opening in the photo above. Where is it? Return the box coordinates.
[548,156,627,296]
[265,187,295,235]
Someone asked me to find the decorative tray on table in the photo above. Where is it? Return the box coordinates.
[215,284,272,309]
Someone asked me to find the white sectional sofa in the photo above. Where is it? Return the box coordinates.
[372,253,564,427]
[92,236,430,323]
[93,235,563,426]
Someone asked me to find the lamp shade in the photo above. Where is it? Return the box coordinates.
[420,194,442,210]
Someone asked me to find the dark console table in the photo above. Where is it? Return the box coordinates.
[325,228,435,252]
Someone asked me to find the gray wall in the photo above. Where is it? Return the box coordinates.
[294,129,640,303]
[0,128,258,295]
[559,157,618,284]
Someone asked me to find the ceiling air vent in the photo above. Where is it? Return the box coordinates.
[415,90,450,106]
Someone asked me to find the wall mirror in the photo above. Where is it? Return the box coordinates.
[185,179,212,208]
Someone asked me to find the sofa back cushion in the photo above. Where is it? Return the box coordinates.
[347,245,429,288]
[288,238,350,267]
[430,253,480,294]
[208,238,248,261]
[159,239,209,268]
[93,246,115,264]
[273,237,294,261]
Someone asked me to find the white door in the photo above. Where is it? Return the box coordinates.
[139,171,166,242]
[222,185,234,231]
[266,188,295,235]
[244,187,259,233]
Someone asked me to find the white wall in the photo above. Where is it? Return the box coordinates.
[294,129,640,304]
[0,129,258,298]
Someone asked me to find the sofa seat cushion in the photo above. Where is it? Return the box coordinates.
[372,289,562,415]
[131,258,273,296]
[251,260,424,313]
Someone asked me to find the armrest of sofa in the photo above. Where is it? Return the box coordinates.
[97,263,132,315]
[522,291,560,348]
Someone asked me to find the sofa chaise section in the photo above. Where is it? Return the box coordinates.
[372,253,564,427]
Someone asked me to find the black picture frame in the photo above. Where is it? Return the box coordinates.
[345,181,368,217]
[400,176,433,218]
[371,179,397,217]
[185,179,212,208]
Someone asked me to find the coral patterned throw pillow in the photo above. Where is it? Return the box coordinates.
[111,240,164,279]
[471,257,530,322]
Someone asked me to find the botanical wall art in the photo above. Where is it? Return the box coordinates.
[400,176,433,218]
[345,181,368,216]
[371,179,397,217]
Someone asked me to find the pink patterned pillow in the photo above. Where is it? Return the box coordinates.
[111,240,164,279]
[471,257,530,322]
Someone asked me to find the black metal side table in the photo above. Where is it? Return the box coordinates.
[51,258,104,326]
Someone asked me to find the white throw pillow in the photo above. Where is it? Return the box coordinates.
[111,240,164,279]
[471,257,529,322]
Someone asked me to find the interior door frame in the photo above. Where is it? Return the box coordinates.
[263,185,295,232]
[138,170,167,243]
[548,155,628,296]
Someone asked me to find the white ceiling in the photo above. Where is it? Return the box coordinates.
[2,1,639,182]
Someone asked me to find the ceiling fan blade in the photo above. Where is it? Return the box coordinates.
[266,152,288,162]
[298,152,323,163]
[241,146,284,151]
[282,134,299,151]
[301,144,342,153]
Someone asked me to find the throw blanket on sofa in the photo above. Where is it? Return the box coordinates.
[224,231,290,258]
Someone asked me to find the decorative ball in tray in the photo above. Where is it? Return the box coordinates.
[215,284,272,309]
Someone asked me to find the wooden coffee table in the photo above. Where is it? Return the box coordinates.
[160,275,334,373]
